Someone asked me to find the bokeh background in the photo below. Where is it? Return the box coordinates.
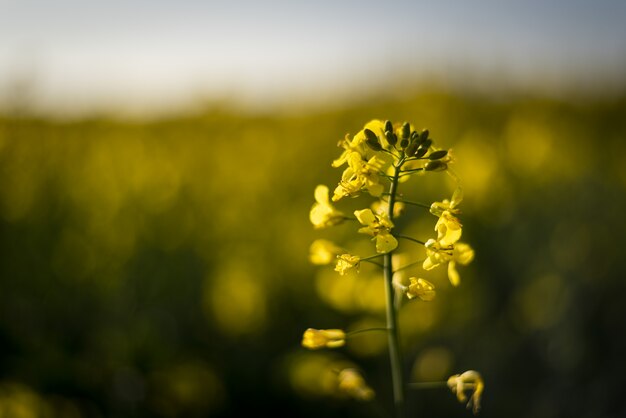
[1,1,626,417]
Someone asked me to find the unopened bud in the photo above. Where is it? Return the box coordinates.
[401,122,411,140]
[424,160,447,171]
[405,141,419,157]
[420,129,429,141]
[364,129,382,151]
[400,139,409,149]
[384,120,393,133]
[415,139,432,158]
[428,150,448,160]
[385,130,397,146]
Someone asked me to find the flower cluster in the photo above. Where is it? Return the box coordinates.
[301,119,482,414]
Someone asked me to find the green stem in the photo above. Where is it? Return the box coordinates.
[393,258,426,273]
[395,235,426,245]
[384,161,405,418]
[397,199,431,210]
[346,327,389,337]
[408,381,448,390]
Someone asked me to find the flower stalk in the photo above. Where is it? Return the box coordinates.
[383,161,405,418]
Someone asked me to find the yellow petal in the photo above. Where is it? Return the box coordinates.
[375,233,398,253]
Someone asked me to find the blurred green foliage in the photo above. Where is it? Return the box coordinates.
[1,90,625,417]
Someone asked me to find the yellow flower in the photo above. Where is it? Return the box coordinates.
[335,254,361,275]
[310,185,345,229]
[332,120,387,168]
[301,328,346,349]
[337,368,375,401]
[430,187,463,217]
[435,210,463,247]
[332,152,385,201]
[371,199,405,218]
[309,239,343,265]
[354,209,398,253]
[406,278,435,301]
[447,370,484,415]
[423,239,474,286]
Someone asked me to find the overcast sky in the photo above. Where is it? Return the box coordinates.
[1,0,625,114]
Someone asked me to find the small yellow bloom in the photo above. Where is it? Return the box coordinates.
[447,370,484,415]
[406,278,436,301]
[423,239,474,286]
[335,254,361,275]
[371,199,405,218]
[435,210,463,247]
[354,209,398,253]
[430,187,463,217]
[337,368,375,401]
[310,185,345,229]
[301,328,346,349]
[332,120,387,168]
[309,239,343,265]
[333,153,385,201]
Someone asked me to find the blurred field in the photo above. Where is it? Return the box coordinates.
[1,90,626,418]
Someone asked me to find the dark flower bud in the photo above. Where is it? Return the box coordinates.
[364,128,382,151]
[385,130,397,146]
[405,141,419,157]
[415,139,432,158]
[424,160,447,171]
[420,129,430,141]
[400,139,409,149]
[402,122,411,140]
[384,120,393,133]
[428,150,448,160]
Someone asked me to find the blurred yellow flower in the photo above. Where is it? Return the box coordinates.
[435,210,463,247]
[406,277,436,301]
[447,370,484,415]
[371,199,405,218]
[335,254,361,275]
[310,185,345,229]
[309,239,344,265]
[301,328,346,349]
[354,208,398,253]
[333,152,385,201]
[337,368,375,401]
[423,239,474,286]
[430,187,463,217]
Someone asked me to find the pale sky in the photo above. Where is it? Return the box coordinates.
[1,0,625,114]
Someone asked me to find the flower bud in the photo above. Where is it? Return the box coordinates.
[385,130,397,146]
[363,129,382,151]
[405,141,419,157]
[384,120,393,133]
[420,129,429,141]
[400,139,409,149]
[401,122,411,140]
[428,149,448,160]
[425,160,447,171]
[415,139,432,158]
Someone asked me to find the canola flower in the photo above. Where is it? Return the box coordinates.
[305,119,482,417]
[406,277,436,301]
[301,328,346,349]
[447,370,484,415]
[337,368,375,401]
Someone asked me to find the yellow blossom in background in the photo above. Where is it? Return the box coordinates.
[448,242,475,287]
[301,328,346,349]
[309,239,344,265]
[337,369,375,401]
[354,208,398,253]
[335,254,361,275]
[435,210,463,246]
[430,187,463,217]
[406,278,436,301]
[333,152,386,201]
[310,185,345,229]
[447,370,484,415]
[371,199,405,218]
[423,239,474,286]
